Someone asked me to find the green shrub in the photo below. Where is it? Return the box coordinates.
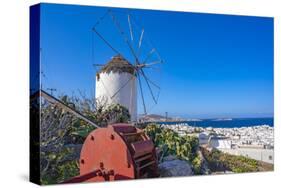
[191,155,202,174]
[144,123,199,162]
[201,148,259,173]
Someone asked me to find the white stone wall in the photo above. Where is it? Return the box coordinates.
[95,71,137,121]
[209,139,232,149]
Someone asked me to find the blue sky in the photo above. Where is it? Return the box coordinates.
[40,3,274,118]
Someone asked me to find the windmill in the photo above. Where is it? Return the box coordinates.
[92,9,163,122]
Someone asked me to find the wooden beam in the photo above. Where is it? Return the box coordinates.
[40,90,100,128]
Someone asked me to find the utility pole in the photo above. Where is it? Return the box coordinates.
[40,48,42,90]
[39,48,47,90]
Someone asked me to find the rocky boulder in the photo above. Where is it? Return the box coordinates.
[158,157,194,177]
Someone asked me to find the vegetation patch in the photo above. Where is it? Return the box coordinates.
[201,147,273,173]
[144,123,201,174]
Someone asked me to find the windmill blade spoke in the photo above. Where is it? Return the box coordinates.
[137,29,144,58]
[93,10,110,28]
[128,14,134,41]
[154,48,163,61]
[138,29,144,50]
[92,28,121,55]
[143,48,156,64]
[138,69,161,89]
[143,66,162,71]
[137,72,147,115]
[141,60,163,67]
[110,74,135,99]
[140,69,158,104]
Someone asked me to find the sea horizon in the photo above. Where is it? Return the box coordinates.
[156,117,274,128]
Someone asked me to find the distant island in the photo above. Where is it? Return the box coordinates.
[138,114,188,122]
[138,114,273,130]
[212,118,233,121]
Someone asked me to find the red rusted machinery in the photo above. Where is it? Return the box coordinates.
[31,7,164,184]
[64,123,158,183]
[35,90,158,183]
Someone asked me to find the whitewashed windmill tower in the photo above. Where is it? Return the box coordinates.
[95,55,137,121]
[92,10,163,122]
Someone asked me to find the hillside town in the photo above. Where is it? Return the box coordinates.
[161,123,274,164]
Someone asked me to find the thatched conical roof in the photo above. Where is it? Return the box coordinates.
[98,55,135,75]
